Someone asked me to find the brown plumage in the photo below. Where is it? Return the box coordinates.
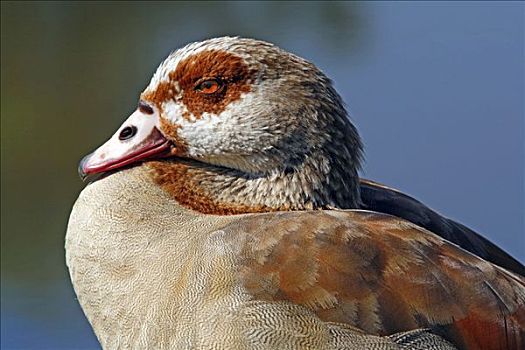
[69,37,525,349]
[232,210,525,349]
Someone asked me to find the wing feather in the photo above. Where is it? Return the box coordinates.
[359,179,525,276]
[222,210,525,350]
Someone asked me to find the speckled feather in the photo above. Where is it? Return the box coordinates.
[67,167,524,349]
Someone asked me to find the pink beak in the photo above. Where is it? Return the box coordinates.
[79,108,172,181]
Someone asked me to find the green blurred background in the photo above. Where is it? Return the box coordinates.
[1,1,523,349]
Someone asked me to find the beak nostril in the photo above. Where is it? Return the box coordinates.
[119,126,138,141]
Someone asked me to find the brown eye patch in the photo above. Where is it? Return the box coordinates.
[142,50,257,120]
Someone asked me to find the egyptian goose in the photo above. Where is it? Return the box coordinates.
[66,37,525,349]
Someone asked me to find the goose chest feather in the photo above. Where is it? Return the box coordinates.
[66,37,525,350]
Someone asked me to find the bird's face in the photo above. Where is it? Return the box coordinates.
[80,37,354,180]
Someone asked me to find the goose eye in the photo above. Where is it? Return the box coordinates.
[195,79,222,94]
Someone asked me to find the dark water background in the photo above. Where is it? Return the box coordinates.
[1,2,523,349]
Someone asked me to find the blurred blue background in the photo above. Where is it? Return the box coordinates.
[1,2,523,349]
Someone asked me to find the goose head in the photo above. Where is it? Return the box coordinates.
[79,37,363,213]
